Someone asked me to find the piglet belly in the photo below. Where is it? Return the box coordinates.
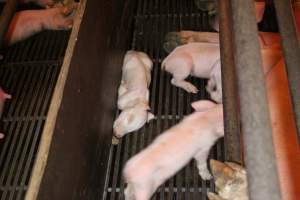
[191,59,217,78]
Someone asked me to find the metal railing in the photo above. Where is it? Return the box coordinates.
[219,0,300,199]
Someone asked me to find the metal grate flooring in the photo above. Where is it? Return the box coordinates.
[103,0,224,199]
[0,30,70,200]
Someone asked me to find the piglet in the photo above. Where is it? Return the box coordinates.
[123,100,224,200]
[162,42,222,103]
[4,3,78,45]
[113,50,155,138]
[0,88,12,139]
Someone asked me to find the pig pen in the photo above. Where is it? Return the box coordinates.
[0,0,297,200]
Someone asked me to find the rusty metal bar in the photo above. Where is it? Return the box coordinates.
[218,0,242,163]
[0,0,18,48]
[273,0,300,143]
[230,0,281,200]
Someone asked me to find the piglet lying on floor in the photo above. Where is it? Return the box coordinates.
[0,88,12,139]
[162,43,222,103]
[208,159,248,200]
[113,51,155,138]
[123,100,224,200]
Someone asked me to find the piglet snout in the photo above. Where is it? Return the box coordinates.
[113,123,125,138]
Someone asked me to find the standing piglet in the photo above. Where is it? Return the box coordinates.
[123,100,224,200]
[0,88,12,139]
[162,43,222,103]
[113,51,155,138]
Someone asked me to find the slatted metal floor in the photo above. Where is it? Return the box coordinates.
[103,1,224,199]
[0,30,70,199]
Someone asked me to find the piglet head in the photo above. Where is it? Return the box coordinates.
[209,159,247,199]
[113,102,152,138]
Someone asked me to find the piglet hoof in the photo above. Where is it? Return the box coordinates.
[199,170,212,180]
[147,112,155,123]
[184,84,199,94]
[0,133,4,139]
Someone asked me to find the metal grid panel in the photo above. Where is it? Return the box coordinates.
[103,0,224,199]
[0,30,70,63]
[0,29,69,200]
[135,0,215,16]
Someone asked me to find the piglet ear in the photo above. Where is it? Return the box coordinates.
[191,100,216,112]
[224,162,246,175]
[255,2,265,23]
[207,192,225,200]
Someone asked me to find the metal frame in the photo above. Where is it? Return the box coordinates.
[229,0,282,198]
[273,0,300,143]
[218,0,300,199]
[218,0,242,163]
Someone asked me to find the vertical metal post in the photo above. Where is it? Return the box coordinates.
[218,0,242,163]
[0,0,18,48]
[273,0,300,144]
[230,0,282,199]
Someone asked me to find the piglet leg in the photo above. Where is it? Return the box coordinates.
[194,149,212,180]
[124,184,135,200]
[171,78,199,93]
[0,88,12,139]
[206,78,216,93]
[0,88,12,117]
[124,183,153,200]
